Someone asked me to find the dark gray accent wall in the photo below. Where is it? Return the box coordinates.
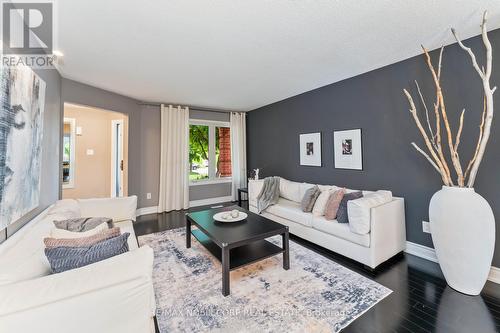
[3,68,62,241]
[247,29,500,266]
[138,104,161,208]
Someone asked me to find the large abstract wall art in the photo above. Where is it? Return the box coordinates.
[0,65,46,230]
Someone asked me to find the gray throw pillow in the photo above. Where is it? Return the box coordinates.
[45,232,130,273]
[53,217,113,232]
[301,185,321,212]
[336,191,363,224]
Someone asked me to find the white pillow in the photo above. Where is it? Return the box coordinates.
[50,222,109,239]
[312,189,335,216]
[47,199,81,219]
[347,190,393,235]
[279,178,302,203]
[318,184,337,192]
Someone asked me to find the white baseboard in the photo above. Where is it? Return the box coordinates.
[136,206,159,216]
[405,241,438,263]
[488,266,500,284]
[189,196,233,208]
[405,241,499,284]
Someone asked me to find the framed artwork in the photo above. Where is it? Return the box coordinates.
[334,129,363,170]
[0,64,46,230]
[299,132,321,166]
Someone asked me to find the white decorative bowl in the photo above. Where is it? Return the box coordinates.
[213,211,248,223]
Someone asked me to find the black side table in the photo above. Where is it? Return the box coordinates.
[237,188,248,207]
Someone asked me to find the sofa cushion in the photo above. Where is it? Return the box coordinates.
[279,178,302,203]
[301,185,321,212]
[45,233,130,273]
[336,191,363,224]
[265,198,313,227]
[312,216,370,247]
[77,196,137,222]
[47,199,81,219]
[248,180,264,202]
[348,190,393,235]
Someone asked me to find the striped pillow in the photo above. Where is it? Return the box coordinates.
[45,233,130,273]
[44,227,121,248]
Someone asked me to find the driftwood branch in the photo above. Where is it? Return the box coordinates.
[405,11,494,188]
[422,46,459,185]
[415,80,437,149]
[404,89,451,185]
[453,10,495,187]
[465,97,486,179]
[412,142,441,173]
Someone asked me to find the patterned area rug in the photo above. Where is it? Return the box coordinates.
[138,228,391,333]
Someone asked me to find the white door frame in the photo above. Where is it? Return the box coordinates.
[110,119,124,197]
[62,117,76,189]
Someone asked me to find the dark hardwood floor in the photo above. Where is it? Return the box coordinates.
[134,202,500,333]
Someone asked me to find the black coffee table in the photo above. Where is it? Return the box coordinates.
[186,206,289,296]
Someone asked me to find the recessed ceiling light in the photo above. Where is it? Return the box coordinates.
[53,50,64,57]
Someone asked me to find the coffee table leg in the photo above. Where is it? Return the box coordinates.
[186,218,191,248]
[222,245,230,296]
[282,229,290,270]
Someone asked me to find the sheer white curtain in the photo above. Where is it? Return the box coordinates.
[158,104,190,212]
[230,112,247,201]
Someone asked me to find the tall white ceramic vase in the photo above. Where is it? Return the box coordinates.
[429,186,495,295]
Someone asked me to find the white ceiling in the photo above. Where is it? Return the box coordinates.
[56,1,500,111]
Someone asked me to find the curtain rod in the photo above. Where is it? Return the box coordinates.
[138,102,246,114]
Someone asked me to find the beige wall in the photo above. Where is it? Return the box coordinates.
[62,104,128,199]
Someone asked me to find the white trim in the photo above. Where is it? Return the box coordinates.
[111,119,124,197]
[189,178,232,186]
[405,241,438,263]
[405,241,500,284]
[189,196,233,208]
[62,117,76,189]
[136,206,159,216]
[189,119,230,127]
[488,266,500,284]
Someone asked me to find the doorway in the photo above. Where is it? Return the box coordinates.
[61,103,129,199]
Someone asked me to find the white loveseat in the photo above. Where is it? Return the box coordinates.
[249,178,406,269]
[0,196,156,333]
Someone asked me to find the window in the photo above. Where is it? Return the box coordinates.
[189,120,231,183]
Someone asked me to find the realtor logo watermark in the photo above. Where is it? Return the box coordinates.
[1,1,55,68]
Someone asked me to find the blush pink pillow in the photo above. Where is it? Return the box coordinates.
[44,227,121,248]
[324,188,346,220]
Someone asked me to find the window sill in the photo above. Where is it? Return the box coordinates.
[189,178,232,186]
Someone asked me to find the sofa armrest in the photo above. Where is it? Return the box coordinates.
[248,179,265,202]
[78,195,138,222]
[0,246,155,333]
[368,198,406,267]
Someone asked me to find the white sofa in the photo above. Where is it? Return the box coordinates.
[249,178,406,269]
[0,196,156,333]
